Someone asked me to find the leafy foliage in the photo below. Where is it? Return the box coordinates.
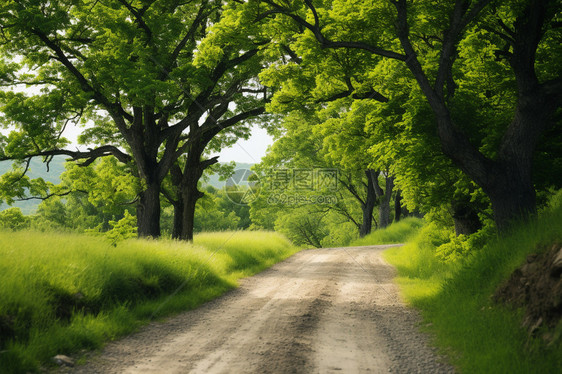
[383,191,562,373]
[105,210,137,246]
[0,207,29,231]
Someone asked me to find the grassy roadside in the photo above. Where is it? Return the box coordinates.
[349,217,425,246]
[383,206,562,373]
[0,230,298,373]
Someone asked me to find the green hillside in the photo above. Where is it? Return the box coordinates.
[0,159,253,214]
[0,156,67,214]
[204,162,255,190]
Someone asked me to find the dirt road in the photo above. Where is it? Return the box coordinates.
[62,245,454,373]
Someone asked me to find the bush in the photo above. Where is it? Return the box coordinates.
[0,207,29,231]
[383,194,562,373]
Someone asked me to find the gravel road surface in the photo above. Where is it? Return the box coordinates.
[59,245,454,373]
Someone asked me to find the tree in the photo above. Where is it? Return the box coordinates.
[31,157,138,232]
[247,108,382,239]
[0,207,29,230]
[274,206,328,248]
[255,0,562,232]
[0,0,267,238]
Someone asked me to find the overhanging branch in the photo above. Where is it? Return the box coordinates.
[0,145,132,167]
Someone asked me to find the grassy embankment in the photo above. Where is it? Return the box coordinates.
[378,205,562,372]
[349,217,425,246]
[0,231,298,373]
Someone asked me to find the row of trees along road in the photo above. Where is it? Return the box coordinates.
[0,0,270,240]
[1,0,561,239]
[248,0,561,235]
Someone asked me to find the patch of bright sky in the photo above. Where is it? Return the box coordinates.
[0,66,274,164]
[211,125,273,164]
[1,122,273,165]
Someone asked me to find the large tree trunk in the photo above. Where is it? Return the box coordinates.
[180,185,201,242]
[391,0,560,234]
[359,169,377,237]
[379,176,394,229]
[137,180,161,238]
[169,164,184,240]
[127,110,168,239]
[451,199,482,236]
[484,161,536,233]
[178,163,204,241]
[171,201,184,239]
[176,141,219,241]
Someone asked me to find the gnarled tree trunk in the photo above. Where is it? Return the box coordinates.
[359,169,377,237]
[392,0,560,233]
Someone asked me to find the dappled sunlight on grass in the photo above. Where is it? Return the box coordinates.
[0,230,298,373]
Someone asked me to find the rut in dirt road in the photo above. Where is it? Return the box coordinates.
[59,245,454,374]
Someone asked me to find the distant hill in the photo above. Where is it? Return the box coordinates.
[0,158,254,214]
[0,156,67,214]
[203,162,255,190]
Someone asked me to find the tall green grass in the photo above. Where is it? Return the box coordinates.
[383,205,562,373]
[0,230,298,373]
[349,217,425,246]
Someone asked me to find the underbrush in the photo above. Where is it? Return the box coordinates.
[384,200,562,373]
[0,230,297,373]
[349,217,425,246]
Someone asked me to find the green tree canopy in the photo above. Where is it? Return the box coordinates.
[0,0,269,238]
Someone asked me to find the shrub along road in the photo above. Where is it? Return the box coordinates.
[59,245,453,373]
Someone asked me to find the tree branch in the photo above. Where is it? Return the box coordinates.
[117,0,153,41]
[29,28,131,136]
[14,189,87,202]
[0,145,132,166]
[262,0,406,60]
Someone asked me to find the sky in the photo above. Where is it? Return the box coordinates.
[213,125,273,164]
[1,123,274,165]
[1,71,275,165]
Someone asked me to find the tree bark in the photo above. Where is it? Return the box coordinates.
[169,163,184,239]
[394,189,403,222]
[451,199,482,236]
[137,180,161,237]
[175,138,219,241]
[380,176,394,229]
[372,171,394,229]
[359,170,377,237]
[484,161,536,233]
[171,201,184,239]
[180,182,202,242]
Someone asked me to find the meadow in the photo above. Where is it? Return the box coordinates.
[0,230,298,373]
[382,202,562,372]
[349,217,425,246]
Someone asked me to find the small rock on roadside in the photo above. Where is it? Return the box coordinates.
[52,355,74,367]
